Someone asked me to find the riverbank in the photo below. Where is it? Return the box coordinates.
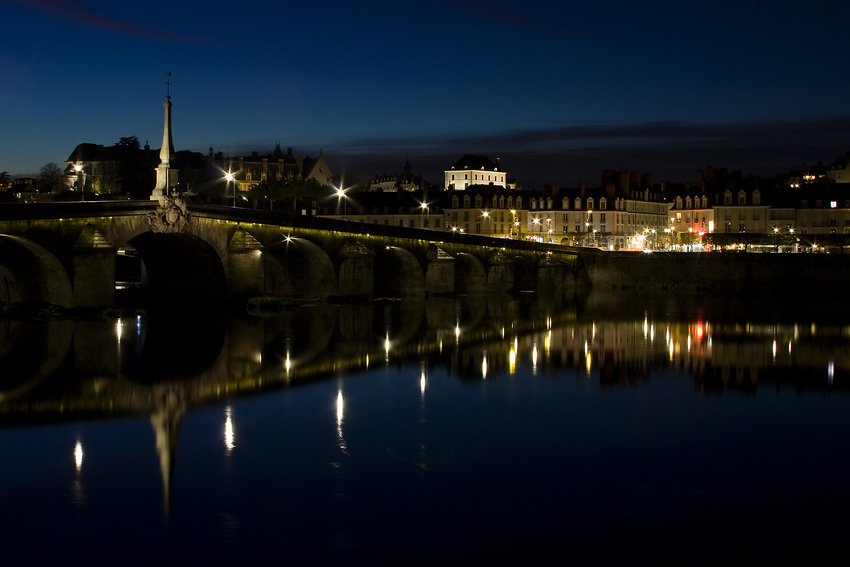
[580,250,850,293]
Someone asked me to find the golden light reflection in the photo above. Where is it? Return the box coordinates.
[532,345,538,368]
[545,332,551,354]
[509,348,517,374]
[336,390,349,455]
[285,352,291,372]
[336,390,343,425]
[224,406,235,452]
[585,352,592,374]
[420,371,426,394]
[455,324,460,341]
[385,334,391,356]
[644,317,648,337]
[482,356,488,379]
[74,441,83,471]
[116,319,122,342]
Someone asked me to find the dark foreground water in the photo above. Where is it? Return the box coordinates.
[1,291,849,564]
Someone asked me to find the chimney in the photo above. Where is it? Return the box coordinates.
[606,182,615,199]
[620,172,630,191]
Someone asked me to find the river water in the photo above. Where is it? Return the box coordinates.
[1,291,848,564]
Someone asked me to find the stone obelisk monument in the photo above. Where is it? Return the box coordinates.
[151,74,178,202]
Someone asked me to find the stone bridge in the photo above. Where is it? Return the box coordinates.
[0,200,587,308]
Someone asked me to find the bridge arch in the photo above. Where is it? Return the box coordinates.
[374,246,425,297]
[264,237,337,299]
[128,232,227,302]
[0,235,74,308]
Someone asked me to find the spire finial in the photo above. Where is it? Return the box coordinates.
[166,71,172,97]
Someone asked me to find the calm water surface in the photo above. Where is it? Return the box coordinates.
[1,292,849,564]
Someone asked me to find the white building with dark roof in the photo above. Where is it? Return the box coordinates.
[444,154,507,190]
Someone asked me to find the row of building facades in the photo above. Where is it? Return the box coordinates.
[319,155,850,251]
[8,132,850,250]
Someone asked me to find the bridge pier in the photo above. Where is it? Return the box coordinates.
[424,245,454,295]
[226,229,265,297]
[337,239,374,297]
[71,225,116,307]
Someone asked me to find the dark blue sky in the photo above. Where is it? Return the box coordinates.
[3,0,849,187]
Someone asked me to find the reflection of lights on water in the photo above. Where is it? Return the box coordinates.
[509,349,516,374]
[668,340,674,361]
[650,325,655,341]
[584,341,588,356]
[592,323,596,340]
[585,352,591,374]
[385,334,390,356]
[74,441,83,471]
[420,372,426,393]
[225,406,235,452]
[482,356,488,379]
[455,324,460,341]
[687,336,691,352]
[285,352,291,372]
[366,354,370,368]
[336,390,348,455]
[336,391,344,426]
[828,360,834,385]
[788,342,792,354]
[772,341,777,358]
[545,332,551,354]
[532,345,538,368]
[116,319,122,341]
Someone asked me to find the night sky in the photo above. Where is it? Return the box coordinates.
[3,0,849,188]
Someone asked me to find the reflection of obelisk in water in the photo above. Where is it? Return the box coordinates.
[150,384,187,520]
[151,74,178,202]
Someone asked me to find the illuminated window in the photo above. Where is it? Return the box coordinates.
[831,201,838,208]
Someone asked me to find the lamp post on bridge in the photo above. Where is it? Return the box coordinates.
[225,171,235,207]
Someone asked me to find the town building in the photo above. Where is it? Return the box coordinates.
[210,144,333,194]
[368,158,427,192]
[444,154,507,190]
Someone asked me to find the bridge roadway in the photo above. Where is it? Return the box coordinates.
[0,200,586,309]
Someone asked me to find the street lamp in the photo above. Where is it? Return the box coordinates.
[532,217,540,241]
[74,164,85,201]
[336,185,347,219]
[482,211,490,236]
[546,217,552,243]
[225,171,235,207]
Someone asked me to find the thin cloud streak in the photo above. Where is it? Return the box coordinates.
[6,0,215,45]
[323,117,850,188]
